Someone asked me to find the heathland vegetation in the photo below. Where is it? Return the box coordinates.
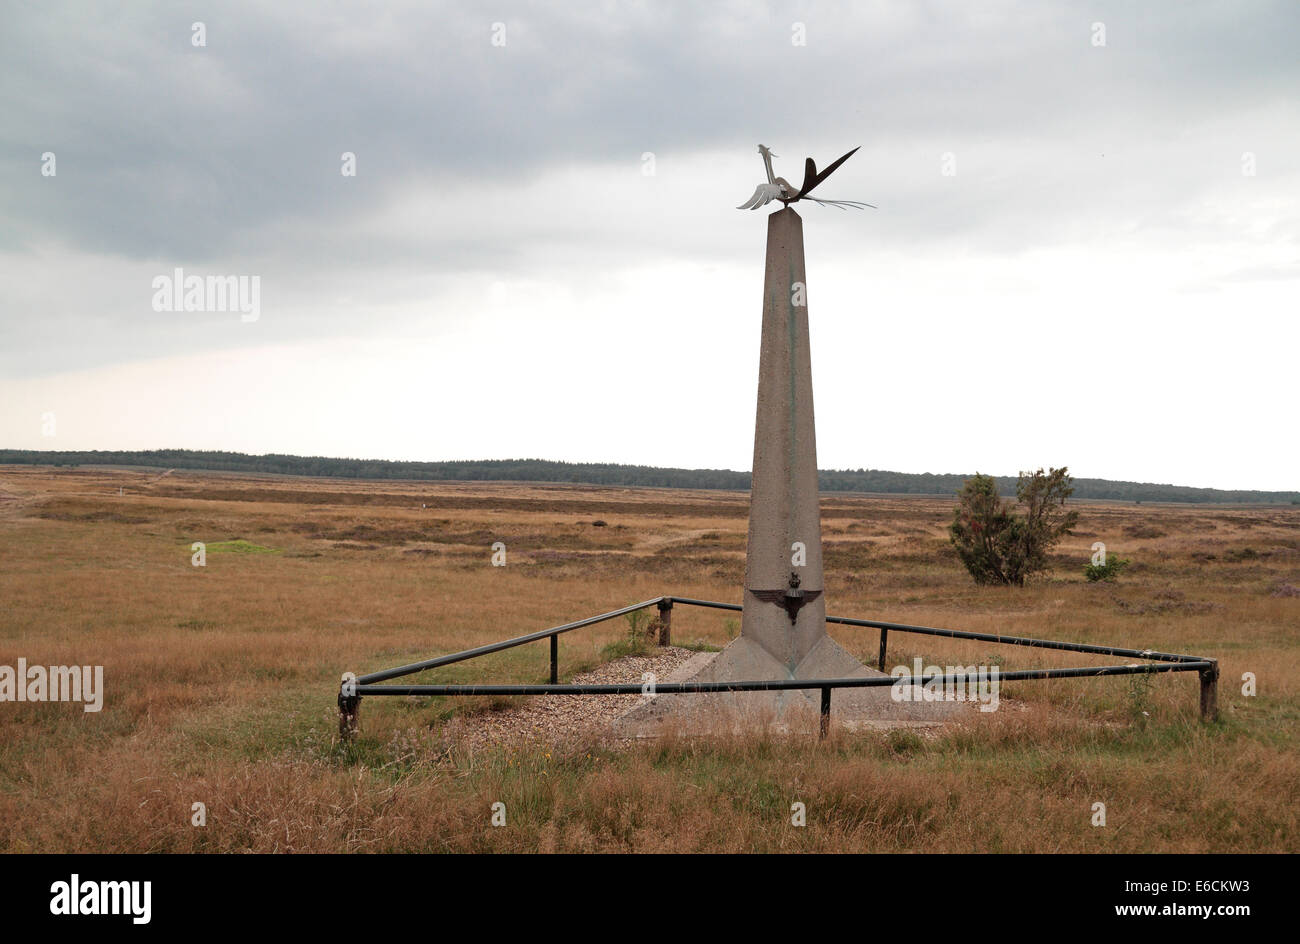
[1,466,1296,852]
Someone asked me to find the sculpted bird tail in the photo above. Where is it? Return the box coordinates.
[801,197,876,210]
[796,147,860,199]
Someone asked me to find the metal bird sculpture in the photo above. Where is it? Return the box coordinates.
[737,144,875,210]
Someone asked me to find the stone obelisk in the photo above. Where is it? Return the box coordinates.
[615,148,950,732]
[741,206,827,671]
[692,205,868,686]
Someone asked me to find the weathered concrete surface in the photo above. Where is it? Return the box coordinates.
[611,648,967,738]
[738,206,827,674]
[679,206,844,688]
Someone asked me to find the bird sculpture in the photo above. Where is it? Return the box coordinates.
[737,144,876,210]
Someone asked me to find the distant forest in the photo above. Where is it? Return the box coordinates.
[3,449,1296,504]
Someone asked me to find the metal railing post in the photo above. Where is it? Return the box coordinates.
[878,627,888,672]
[657,597,673,647]
[820,686,831,740]
[1199,660,1219,722]
[338,672,360,741]
[549,633,558,685]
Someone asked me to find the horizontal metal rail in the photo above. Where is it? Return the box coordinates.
[354,661,1214,698]
[337,594,1222,739]
[669,597,1203,664]
[358,595,1208,686]
[355,596,666,684]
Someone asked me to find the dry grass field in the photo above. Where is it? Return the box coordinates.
[1,465,1296,853]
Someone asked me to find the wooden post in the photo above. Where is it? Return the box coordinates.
[656,598,673,647]
[338,672,360,741]
[1199,662,1219,722]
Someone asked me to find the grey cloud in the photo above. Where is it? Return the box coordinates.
[1,0,1297,378]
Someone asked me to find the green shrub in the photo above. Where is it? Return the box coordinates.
[1084,555,1130,582]
[615,605,656,656]
[949,467,1079,586]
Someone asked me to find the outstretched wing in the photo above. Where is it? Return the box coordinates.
[797,147,861,200]
[737,183,784,210]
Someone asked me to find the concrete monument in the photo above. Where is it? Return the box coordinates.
[695,145,873,688]
[616,145,966,734]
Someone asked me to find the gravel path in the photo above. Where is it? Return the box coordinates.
[437,646,701,752]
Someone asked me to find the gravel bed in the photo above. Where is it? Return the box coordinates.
[436,646,701,752]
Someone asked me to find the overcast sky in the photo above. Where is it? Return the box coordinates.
[2,1,1296,490]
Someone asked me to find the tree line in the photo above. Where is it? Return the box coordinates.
[1,449,1295,504]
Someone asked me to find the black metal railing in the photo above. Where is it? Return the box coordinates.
[338,596,1220,740]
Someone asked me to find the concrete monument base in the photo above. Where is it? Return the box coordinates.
[611,644,968,739]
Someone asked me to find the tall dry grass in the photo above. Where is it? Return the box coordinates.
[0,466,1296,852]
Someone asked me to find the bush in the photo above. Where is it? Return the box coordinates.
[949,467,1079,586]
[1084,555,1130,582]
[620,605,658,653]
